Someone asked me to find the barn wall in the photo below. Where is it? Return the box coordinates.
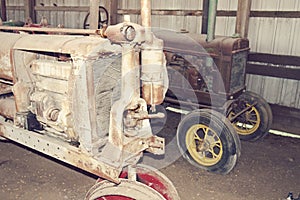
[1,0,299,108]
[4,0,25,21]
[35,0,87,28]
[2,0,94,28]
[246,0,300,109]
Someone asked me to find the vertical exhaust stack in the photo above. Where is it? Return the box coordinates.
[140,0,152,42]
[235,0,252,38]
[89,0,100,29]
[206,0,218,42]
[141,0,151,28]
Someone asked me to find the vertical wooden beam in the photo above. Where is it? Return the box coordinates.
[90,0,100,29]
[103,0,118,25]
[24,0,36,22]
[1,0,7,21]
[201,0,209,34]
[235,0,252,38]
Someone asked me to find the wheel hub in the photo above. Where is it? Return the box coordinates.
[185,124,223,166]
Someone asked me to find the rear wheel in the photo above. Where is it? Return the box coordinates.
[229,91,272,141]
[177,109,241,174]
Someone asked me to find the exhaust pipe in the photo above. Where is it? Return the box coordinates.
[141,0,151,28]
[141,0,153,42]
[235,0,252,38]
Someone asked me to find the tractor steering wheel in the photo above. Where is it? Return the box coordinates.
[83,6,109,29]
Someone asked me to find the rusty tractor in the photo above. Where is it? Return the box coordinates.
[153,4,273,174]
[0,1,181,199]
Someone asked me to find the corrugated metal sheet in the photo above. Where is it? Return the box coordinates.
[34,0,90,28]
[1,0,299,108]
[5,0,25,21]
[2,0,91,28]
[246,0,300,109]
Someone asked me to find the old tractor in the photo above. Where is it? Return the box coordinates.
[153,2,273,174]
[0,1,180,199]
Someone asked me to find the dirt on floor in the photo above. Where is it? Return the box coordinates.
[0,111,299,200]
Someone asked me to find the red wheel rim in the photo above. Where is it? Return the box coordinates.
[95,170,173,200]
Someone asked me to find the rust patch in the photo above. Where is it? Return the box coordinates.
[0,53,13,81]
[0,97,16,119]
[142,84,164,105]
[65,149,121,183]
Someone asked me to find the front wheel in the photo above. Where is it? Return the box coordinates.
[85,179,166,200]
[229,91,273,141]
[85,164,180,200]
[177,109,241,174]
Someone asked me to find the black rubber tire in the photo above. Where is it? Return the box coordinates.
[177,109,241,174]
[231,91,273,142]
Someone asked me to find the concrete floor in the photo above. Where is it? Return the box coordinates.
[0,111,299,200]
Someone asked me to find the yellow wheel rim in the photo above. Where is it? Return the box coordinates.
[230,104,261,135]
[185,124,223,166]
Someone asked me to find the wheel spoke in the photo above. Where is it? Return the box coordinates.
[207,148,219,159]
[194,131,203,142]
[249,107,256,113]
[247,119,258,124]
[242,122,246,129]
[249,113,258,118]
[210,141,221,148]
[204,127,209,134]
[202,127,209,141]
[244,123,250,130]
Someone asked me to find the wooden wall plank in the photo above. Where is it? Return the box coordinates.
[246,64,300,80]
[1,0,7,21]
[248,53,300,66]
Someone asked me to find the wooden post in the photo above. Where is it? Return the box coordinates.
[103,0,118,25]
[24,0,36,23]
[1,0,7,21]
[235,0,252,38]
[89,0,100,29]
[201,0,209,34]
